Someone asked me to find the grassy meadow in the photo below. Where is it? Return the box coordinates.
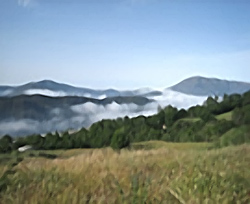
[1,89,250,203]
[0,141,250,203]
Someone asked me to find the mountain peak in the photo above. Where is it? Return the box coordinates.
[37,79,57,84]
[35,79,65,86]
[170,76,250,96]
[183,76,223,82]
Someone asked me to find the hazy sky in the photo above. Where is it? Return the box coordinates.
[1,0,250,89]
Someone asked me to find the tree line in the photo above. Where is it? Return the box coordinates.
[1,90,250,153]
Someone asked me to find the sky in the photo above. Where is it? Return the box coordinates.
[0,0,250,89]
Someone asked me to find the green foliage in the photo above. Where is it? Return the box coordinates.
[232,104,250,125]
[60,132,73,149]
[71,130,90,148]
[43,132,61,150]
[0,135,13,153]
[163,105,178,126]
[175,109,188,120]
[217,93,243,114]
[188,105,216,122]
[197,120,234,142]
[188,105,203,118]
[4,90,250,151]
[205,96,220,114]
[216,125,250,147]
[89,119,118,148]
[216,111,232,120]
[110,127,130,150]
[146,113,164,129]
[200,111,217,122]
[25,134,44,149]
[242,90,250,105]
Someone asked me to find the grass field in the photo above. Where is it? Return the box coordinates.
[131,141,211,151]
[0,141,250,203]
[216,111,233,121]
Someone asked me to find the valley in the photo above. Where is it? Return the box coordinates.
[2,0,250,202]
[1,76,250,137]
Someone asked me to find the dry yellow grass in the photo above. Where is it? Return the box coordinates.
[1,142,250,203]
[13,147,187,203]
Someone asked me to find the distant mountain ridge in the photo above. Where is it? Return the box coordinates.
[1,76,250,98]
[170,76,250,96]
[1,76,250,137]
[0,94,152,122]
[0,79,160,99]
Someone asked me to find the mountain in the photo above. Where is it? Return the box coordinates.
[1,77,250,98]
[0,94,157,137]
[1,76,250,137]
[170,76,250,96]
[0,91,206,137]
[0,94,153,121]
[0,80,160,99]
[0,80,119,98]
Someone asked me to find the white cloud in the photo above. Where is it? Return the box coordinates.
[83,93,92,98]
[0,89,13,97]
[69,91,206,129]
[0,119,38,136]
[0,90,207,136]
[150,89,207,109]
[98,94,107,99]
[24,89,67,97]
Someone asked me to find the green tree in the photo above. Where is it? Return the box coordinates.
[60,132,73,149]
[243,90,250,106]
[110,127,130,150]
[232,104,250,125]
[71,128,90,148]
[188,105,203,118]
[205,96,220,114]
[164,105,178,127]
[43,132,61,150]
[0,135,13,153]
[175,109,188,120]
[24,134,44,149]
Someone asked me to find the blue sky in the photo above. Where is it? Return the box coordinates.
[0,0,250,89]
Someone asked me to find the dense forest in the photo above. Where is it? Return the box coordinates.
[1,90,250,153]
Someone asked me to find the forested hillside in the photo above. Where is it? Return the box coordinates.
[1,90,250,153]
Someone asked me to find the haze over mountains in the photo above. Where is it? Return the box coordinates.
[0,76,250,137]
